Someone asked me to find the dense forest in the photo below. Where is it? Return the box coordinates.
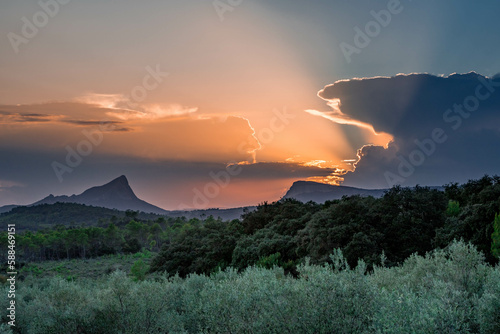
[0,211,190,263]
[1,175,500,333]
[150,175,500,276]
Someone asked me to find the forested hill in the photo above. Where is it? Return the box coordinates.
[0,202,252,230]
[0,203,161,230]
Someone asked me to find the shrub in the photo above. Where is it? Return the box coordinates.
[10,240,500,333]
[476,267,500,334]
[130,259,148,281]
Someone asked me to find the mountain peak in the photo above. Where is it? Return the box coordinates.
[103,175,131,189]
[31,175,167,214]
[79,175,137,202]
[112,175,128,184]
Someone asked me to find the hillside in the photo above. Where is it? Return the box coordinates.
[283,181,387,203]
[0,202,162,230]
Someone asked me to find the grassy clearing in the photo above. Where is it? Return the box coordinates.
[17,250,156,281]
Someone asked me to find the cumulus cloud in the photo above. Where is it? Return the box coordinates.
[314,72,500,188]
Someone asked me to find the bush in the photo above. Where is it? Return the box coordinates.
[476,267,500,334]
[9,240,500,333]
[0,324,12,334]
[130,259,148,281]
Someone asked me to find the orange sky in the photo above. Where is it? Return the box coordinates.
[0,94,392,209]
[0,1,396,209]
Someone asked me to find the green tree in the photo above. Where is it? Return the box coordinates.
[255,252,281,269]
[105,223,123,253]
[125,210,139,221]
[149,223,162,250]
[446,200,460,217]
[492,213,500,259]
[130,259,148,281]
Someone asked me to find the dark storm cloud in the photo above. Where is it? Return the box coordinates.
[234,162,339,180]
[317,73,500,188]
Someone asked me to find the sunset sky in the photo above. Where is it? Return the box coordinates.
[1,1,500,209]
